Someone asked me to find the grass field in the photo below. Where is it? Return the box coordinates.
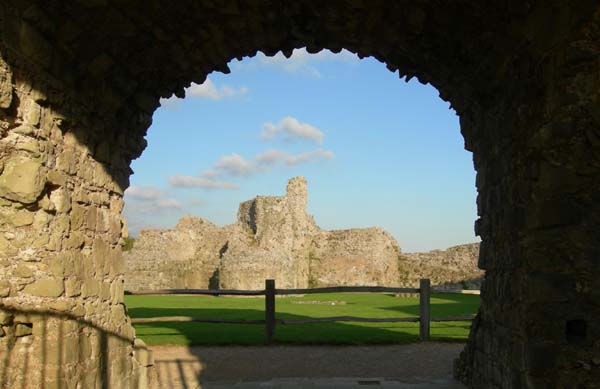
[125,293,479,346]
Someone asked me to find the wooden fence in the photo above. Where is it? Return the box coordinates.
[126,279,478,343]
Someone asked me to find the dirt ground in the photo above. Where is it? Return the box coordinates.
[150,342,466,388]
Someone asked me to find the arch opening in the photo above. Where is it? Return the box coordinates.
[121,50,483,332]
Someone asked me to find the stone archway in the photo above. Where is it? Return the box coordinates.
[0,1,598,387]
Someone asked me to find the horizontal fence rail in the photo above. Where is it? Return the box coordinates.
[279,316,420,324]
[131,316,266,324]
[276,286,420,295]
[125,289,266,296]
[126,279,479,342]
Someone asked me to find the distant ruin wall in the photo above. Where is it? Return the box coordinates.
[123,217,229,291]
[309,228,402,287]
[123,178,482,291]
[401,243,482,289]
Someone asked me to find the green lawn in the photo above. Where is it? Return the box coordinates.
[125,293,479,346]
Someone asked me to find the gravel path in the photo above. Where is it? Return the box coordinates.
[151,343,466,388]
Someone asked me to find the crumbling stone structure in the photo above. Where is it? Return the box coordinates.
[125,177,406,291]
[0,1,598,388]
[123,217,232,291]
[401,243,483,290]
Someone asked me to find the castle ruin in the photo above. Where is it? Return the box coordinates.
[125,177,431,291]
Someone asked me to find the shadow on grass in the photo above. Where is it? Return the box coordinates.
[128,297,477,387]
[380,293,480,318]
[128,305,474,346]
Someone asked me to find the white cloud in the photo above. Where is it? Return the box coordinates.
[159,78,248,107]
[169,175,239,190]
[124,186,164,201]
[198,148,335,178]
[186,79,248,100]
[154,198,182,209]
[212,153,255,177]
[256,149,335,167]
[124,200,182,213]
[123,186,184,232]
[285,149,335,166]
[232,48,359,78]
[254,149,289,165]
[169,147,334,191]
[261,117,324,144]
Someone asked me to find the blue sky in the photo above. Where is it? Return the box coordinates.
[123,49,479,252]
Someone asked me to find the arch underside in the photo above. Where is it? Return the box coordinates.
[0,1,599,388]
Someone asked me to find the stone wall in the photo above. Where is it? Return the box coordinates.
[0,25,156,388]
[309,228,402,287]
[401,243,483,290]
[124,177,480,291]
[123,217,230,291]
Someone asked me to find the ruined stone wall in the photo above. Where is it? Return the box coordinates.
[0,5,155,387]
[309,228,402,287]
[217,177,317,289]
[401,243,482,289]
[123,217,230,291]
[124,178,480,292]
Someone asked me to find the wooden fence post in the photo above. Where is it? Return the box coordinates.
[419,278,430,341]
[265,279,276,344]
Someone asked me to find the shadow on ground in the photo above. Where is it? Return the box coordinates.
[150,343,468,388]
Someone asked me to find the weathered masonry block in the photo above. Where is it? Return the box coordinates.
[1,1,599,388]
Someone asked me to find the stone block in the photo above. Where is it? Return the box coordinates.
[49,187,71,213]
[15,323,32,337]
[0,311,13,325]
[72,304,84,317]
[0,156,46,204]
[99,282,111,301]
[25,102,41,126]
[47,253,67,277]
[10,210,35,227]
[33,210,51,231]
[56,147,77,175]
[95,208,110,232]
[14,137,41,156]
[0,280,10,297]
[38,193,55,211]
[64,278,82,297]
[48,300,71,312]
[23,278,64,297]
[85,207,97,230]
[64,231,84,249]
[71,204,85,230]
[13,263,33,278]
[0,56,12,109]
[46,170,67,187]
[12,124,35,136]
[81,278,100,298]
